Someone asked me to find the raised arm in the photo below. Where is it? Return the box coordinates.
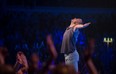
[74,22,91,30]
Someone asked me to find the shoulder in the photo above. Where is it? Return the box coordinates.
[73,24,79,32]
[73,27,79,32]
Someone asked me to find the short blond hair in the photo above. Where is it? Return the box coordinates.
[71,18,83,24]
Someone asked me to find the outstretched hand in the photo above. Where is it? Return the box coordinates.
[81,22,91,28]
[86,22,91,24]
[84,22,91,26]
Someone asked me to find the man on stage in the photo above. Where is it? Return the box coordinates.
[61,18,91,72]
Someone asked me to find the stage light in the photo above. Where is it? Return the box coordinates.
[103,37,113,46]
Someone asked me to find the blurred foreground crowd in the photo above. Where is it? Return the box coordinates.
[0,35,78,74]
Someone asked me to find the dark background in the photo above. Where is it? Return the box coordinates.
[0,0,116,74]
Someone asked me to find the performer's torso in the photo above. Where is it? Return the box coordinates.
[61,27,79,55]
